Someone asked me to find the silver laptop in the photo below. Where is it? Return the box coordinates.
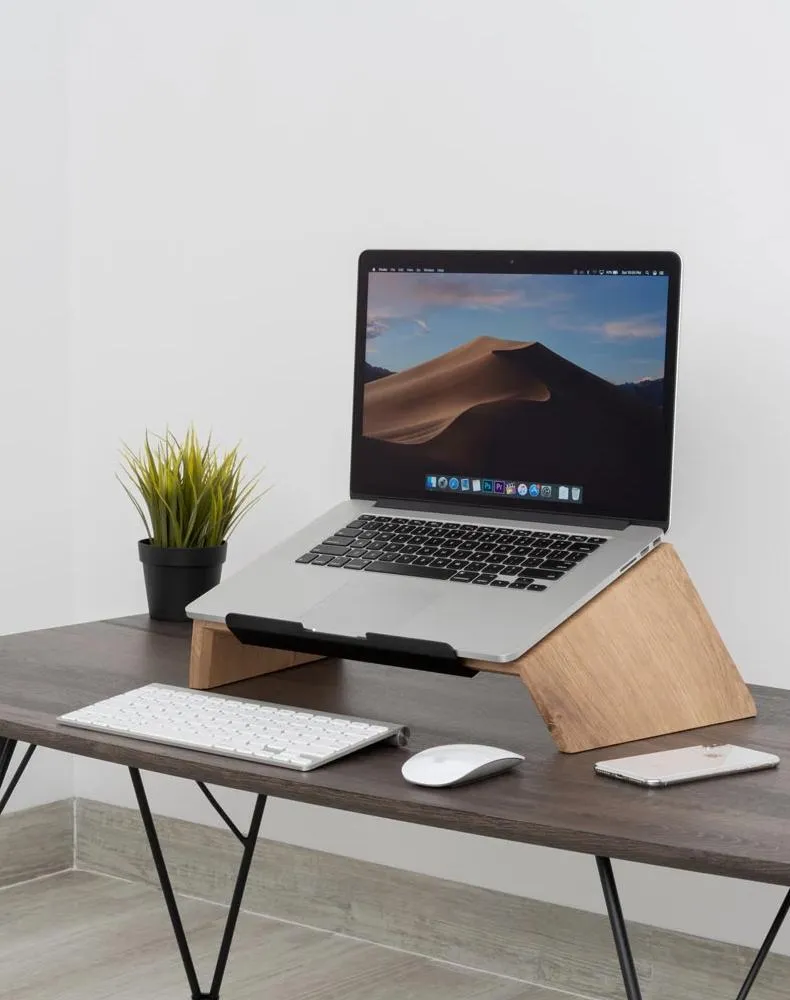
[188,250,681,668]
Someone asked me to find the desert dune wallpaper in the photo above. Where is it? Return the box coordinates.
[360,270,669,512]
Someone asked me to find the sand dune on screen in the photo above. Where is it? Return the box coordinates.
[362,336,553,444]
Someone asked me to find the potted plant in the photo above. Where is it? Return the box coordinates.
[120,427,262,621]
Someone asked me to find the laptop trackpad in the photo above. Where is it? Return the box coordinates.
[300,577,438,638]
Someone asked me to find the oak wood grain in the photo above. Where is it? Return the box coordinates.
[189,619,322,689]
[511,543,756,750]
[0,616,789,884]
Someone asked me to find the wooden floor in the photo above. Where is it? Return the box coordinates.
[0,871,569,1000]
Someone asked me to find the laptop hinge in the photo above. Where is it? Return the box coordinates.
[373,498,630,532]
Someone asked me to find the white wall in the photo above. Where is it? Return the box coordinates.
[66,0,790,672]
[8,0,790,948]
[0,0,74,809]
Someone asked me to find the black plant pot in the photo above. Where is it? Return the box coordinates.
[138,540,227,622]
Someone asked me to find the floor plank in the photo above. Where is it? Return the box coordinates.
[0,872,562,1000]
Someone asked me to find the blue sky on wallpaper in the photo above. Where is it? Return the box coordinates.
[365,271,669,384]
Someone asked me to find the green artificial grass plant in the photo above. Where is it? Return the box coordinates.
[120,427,263,548]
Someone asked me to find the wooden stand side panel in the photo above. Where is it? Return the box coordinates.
[515,543,756,753]
[189,621,322,690]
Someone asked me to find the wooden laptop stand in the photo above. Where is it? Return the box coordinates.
[188,543,756,753]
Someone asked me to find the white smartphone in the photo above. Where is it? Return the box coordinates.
[594,744,779,788]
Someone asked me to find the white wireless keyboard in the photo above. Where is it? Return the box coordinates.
[58,683,409,771]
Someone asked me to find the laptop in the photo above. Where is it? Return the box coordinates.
[188,249,681,669]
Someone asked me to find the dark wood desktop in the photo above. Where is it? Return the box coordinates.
[1,615,790,1000]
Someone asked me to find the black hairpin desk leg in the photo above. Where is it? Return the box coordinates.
[597,856,790,1000]
[129,768,266,1000]
[0,738,36,817]
[596,857,643,1000]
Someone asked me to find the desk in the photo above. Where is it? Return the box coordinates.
[1,616,790,1000]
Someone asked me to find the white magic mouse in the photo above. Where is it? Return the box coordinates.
[401,744,525,788]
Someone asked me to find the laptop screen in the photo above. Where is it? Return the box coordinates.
[350,251,680,527]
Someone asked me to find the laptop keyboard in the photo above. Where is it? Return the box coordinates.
[296,515,607,592]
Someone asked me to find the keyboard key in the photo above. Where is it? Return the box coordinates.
[324,535,353,547]
[541,559,576,572]
[569,542,598,553]
[472,574,496,585]
[365,562,454,580]
[295,552,316,564]
[311,554,333,565]
[528,583,547,591]
[312,543,350,556]
[526,568,562,580]
[411,555,433,566]
[328,556,349,567]
[489,578,511,588]
[446,559,468,571]
[588,537,608,544]
[451,571,477,583]
[509,578,531,589]
[430,557,451,568]
[344,558,370,569]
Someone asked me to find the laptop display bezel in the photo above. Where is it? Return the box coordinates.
[349,249,681,531]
